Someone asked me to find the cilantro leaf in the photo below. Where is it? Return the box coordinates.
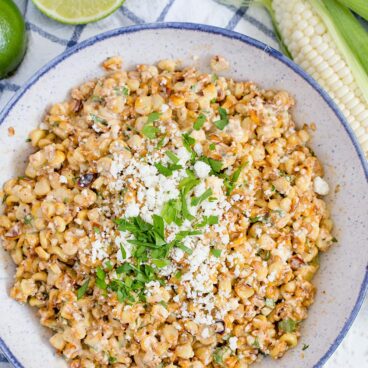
[193,113,206,130]
[165,150,180,164]
[90,113,107,125]
[147,111,161,123]
[278,318,297,333]
[142,122,159,139]
[152,259,170,268]
[120,243,127,259]
[191,188,213,206]
[210,248,222,258]
[77,278,90,300]
[213,107,229,130]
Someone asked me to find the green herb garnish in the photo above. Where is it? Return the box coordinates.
[278,318,297,333]
[214,107,229,130]
[302,344,309,351]
[90,113,107,125]
[252,337,260,349]
[155,162,182,177]
[120,244,127,259]
[191,188,213,206]
[265,298,275,308]
[193,113,206,130]
[210,248,222,258]
[95,267,107,291]
[142,122,159,139]
[114,86,129,96]
[165,150,180,164]
[147,111,161,123]
[24,214,33,225]
[77,278,90,300]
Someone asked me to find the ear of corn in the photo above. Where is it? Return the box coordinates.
[269,0,368,155]
[220,0,368,156]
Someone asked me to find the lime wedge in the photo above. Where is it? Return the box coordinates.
[0,0,27,79]
[31,0,125,25]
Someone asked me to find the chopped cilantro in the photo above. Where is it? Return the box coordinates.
[222,163,246,195]
[212,73,218,82]
[278,318,297,333]
[147,111,161,123]
[108,356,117,363]
[77,278,90,300]
[156,134,167,149]
[90,113,107,125]
[265,298,275,308]
[199,156,222,174]
[175,230,202,241]
[165,150,180,164]
[209,143,216,151]
[24,214,33,225]
[213,347,227,365]
[95,267,107,291]
[332,237,338,243]
[91,95,105,103]
[181,191,194,220]
[210,248,222,258]
[175,242,193,255]
[161,198,182,225]
[182,133,196,159]
[142,122,159,139]
[257,249,270,261]
[152,259,171,268]
[195,215,219,228]
[158,300,168,308]
[93,226,100,233]
[193,113,206,130]
[191,188,213,206]
[113,86,129,96]
[120,244,127,259]
[155,162,182,177]
[214,107,229,130]
[174,271,182,280]
[104,260,113,271]
[302,344,309,351]
[252,337,260,349]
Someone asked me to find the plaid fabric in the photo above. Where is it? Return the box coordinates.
[0,0,367,367]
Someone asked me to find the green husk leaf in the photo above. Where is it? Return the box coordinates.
[253,0,293,59]
[336,0,368,21]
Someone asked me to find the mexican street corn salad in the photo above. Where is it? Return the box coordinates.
[0,56,335,367]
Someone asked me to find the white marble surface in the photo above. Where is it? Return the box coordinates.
[0,0,366,367]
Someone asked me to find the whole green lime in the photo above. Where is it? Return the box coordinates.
[0,0,27,79]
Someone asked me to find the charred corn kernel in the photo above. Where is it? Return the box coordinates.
[280,333,298,347]
[135,96,152,115]
[35,246,50,260]
[29,129,47,146]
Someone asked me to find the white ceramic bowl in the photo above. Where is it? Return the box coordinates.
[0,23,367,368]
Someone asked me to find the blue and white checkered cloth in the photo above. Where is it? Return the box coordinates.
[0,0,367,366]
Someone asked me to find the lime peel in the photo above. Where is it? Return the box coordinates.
[0,0,27,79]
[31,0,125,25]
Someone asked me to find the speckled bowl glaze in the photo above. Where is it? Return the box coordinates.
[0,23,367,368]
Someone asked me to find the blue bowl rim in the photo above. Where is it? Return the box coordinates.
[0,21,367,368]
